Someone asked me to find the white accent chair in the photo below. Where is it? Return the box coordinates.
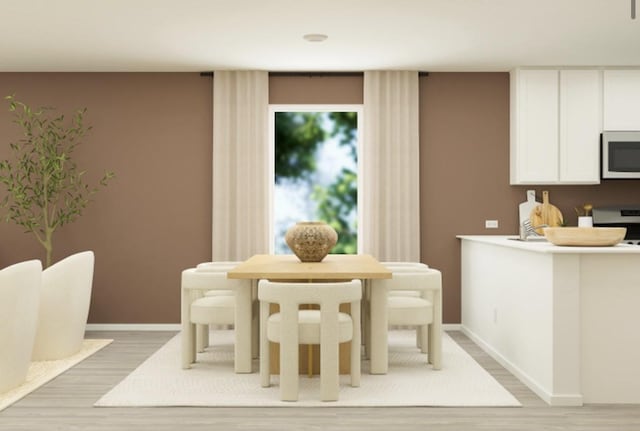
[32,251,94,360]
[369,268,442,374]
[258,279,362,402]
[0,260,42,393]
[181,268,253,373]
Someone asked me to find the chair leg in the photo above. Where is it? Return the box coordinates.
[279,305,299,401]
[419,325,429,354]
[259,302,271,388]
[196,324,209,353]
[320,309,340,401]
[430,323,442,370]
[350,300,361,388]
[181,288,195,369]
[252,308,259,359]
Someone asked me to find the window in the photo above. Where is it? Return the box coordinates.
[269,105,362,254]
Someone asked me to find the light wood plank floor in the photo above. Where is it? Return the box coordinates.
[1,331,639,431]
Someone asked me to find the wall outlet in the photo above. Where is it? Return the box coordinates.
[485,220,499,229]
[493,308,498,324]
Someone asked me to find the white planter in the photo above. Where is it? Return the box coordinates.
[32,251,94,361]
[0,260,42,393]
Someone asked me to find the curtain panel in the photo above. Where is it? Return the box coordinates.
[212,71,269,260]
[362,71,420,261]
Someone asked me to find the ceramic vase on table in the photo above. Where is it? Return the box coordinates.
[285,221,338,262]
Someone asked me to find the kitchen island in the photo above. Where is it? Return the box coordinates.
[458,235,640,406]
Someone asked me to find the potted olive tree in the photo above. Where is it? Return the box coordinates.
[0,95,114,267]
[0,95,114,360]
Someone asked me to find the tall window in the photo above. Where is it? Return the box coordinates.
[269,105,361,254]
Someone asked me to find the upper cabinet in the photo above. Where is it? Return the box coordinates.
[603,70,640,131]
[510,69,559,184]
[510,68,601,185]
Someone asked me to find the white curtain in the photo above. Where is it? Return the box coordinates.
[212,71,269,260]
[362,71,420,261]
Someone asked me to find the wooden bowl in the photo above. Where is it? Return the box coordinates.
[543,227,627,246]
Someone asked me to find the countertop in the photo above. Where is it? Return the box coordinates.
[457,235,640,254]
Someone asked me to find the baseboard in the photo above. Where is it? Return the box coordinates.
[461,325,583,407]
[88,322,462,332]
[86,323,181,331]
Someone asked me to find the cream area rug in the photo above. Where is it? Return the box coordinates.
[0,339,113,412]
[95,331,520,407]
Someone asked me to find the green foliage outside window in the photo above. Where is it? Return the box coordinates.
[274,111,357,254]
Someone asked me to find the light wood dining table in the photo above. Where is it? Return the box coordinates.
[227,253,391,375]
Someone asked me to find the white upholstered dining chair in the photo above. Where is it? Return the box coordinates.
[363,262,431,357]
[258,279,362,402]
[369,268,442,374]
[192,261,243,353]
[180,268,253,373]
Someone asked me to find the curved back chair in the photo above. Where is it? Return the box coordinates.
[369,269,442,374]
[32,251,94,360]
[258,279,362,402]
[181,268,253,373]
[191,262,243,352]
[362,262,431,357]
[0,260,42,393]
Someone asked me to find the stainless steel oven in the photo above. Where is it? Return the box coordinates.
[593,205,640,244]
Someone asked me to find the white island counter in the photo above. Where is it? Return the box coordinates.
[458,235,640,406]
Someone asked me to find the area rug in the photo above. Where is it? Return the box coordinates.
[0,339,113,412]
[95,331,520,407]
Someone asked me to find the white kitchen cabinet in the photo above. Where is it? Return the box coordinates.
[559,70,601,183]
[510,69,558,184]
[510,68,601,185]
[603,70,640,130]
[459,235,640,405]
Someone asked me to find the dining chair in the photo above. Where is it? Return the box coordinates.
[363,262,431,357]
[258,279,362,402]
[192,261,241,353]
[181,268,253,373]
[369,268,442,374]
[0,260,41,393]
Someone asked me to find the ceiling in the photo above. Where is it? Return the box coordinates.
[1,0,639,72]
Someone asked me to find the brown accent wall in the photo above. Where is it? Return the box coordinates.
[0,73,213,323]
[269,75,364,104]
[1,72,638,324]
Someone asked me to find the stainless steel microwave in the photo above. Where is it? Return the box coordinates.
[602,131,640,179]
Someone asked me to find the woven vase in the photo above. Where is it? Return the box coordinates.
[284,221,338,262]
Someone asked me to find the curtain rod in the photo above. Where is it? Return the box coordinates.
[200,71,429,77]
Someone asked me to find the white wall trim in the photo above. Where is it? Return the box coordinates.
[88,322,462,332]
[86,323,181,331]
[461,325,583,406]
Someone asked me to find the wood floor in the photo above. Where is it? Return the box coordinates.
[1,331,639,431]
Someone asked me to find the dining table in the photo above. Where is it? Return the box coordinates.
[227,253,392,375]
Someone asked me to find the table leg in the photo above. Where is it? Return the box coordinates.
[234,285,253,373]
[369,285,388,374]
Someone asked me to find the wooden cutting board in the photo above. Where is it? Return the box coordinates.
[530,190,563,234]
[518,190,539,226]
